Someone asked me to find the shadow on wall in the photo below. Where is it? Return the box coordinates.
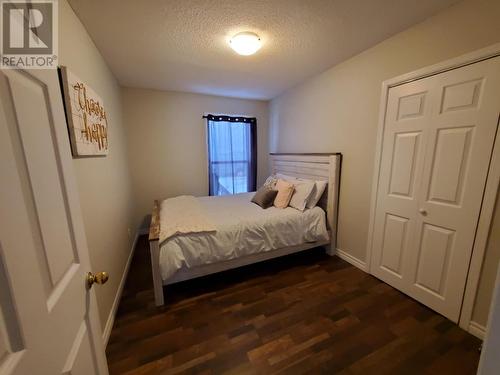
[140,215,151,234]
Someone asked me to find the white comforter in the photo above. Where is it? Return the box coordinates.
[159,195,216,243]
[159,192,329,280]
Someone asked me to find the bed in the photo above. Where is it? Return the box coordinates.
[149,153,342,306]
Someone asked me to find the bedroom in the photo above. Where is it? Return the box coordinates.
[1,0,500,374]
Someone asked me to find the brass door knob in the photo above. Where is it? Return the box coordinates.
[87,271,109,289]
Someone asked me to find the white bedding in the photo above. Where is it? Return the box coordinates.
[159,192,329,280]
[159,195,216,243]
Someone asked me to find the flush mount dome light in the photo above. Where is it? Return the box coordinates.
[229,32,262,56]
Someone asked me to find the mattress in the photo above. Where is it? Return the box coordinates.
[159,192,329,280]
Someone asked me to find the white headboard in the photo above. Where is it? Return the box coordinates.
[269,153,341,249]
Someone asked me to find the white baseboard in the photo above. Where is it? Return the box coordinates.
[335,248,368,272]
[102,231,139,347]
[468,321,486,340]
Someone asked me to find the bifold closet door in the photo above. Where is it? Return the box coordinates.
[371,56,500,322]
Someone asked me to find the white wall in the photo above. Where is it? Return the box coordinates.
[122,88,269,229]
[478,264,500,374]
[60,0,135,331]
[269,0,500,326]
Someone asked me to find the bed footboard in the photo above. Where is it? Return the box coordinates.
[149,199,164,306]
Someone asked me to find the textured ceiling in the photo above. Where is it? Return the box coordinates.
[68,0,461,100]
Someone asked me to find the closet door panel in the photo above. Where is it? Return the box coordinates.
[371,79,432,290]
[371,56,500,321]
[406,57,500,321]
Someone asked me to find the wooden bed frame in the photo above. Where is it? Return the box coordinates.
[149,153,342,306]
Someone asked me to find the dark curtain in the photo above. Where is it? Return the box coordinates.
[205,114,257,196]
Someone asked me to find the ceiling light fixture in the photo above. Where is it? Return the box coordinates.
[229,32,262,56]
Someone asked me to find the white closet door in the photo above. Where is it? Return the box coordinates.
[371,57,500,322]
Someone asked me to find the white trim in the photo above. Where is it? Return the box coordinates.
[366,80,391,273]
[468,321,486,340]
[335,248,367,272]
[102,231,139,347]
[366,43,500,327]
[460,122,500,331]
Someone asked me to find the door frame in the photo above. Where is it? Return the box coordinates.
[366,42,500,337]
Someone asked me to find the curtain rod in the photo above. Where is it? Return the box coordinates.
[202,114,257,122]
[201,115,256,119]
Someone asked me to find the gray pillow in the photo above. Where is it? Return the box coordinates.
[251,186,278,209]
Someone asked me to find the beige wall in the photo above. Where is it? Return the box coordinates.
[473,191,500,325]
[269,0,500,326]
[122,88,269,229]
[60,0,135,332]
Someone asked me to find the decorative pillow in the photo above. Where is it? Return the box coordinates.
[273,179,295,209]
[289,180,316,211]
[251,186,278,209]
[306,180,328,208]
[263,174,278,189]
[275,174,327,209]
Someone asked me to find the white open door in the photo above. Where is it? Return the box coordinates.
[0,68,108,374]
[370,57,500,322]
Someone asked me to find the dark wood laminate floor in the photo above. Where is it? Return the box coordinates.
[106,236,482,374]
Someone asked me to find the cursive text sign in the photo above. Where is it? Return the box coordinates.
[60,66,109,156]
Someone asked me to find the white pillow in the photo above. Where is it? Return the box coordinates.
[275,173,327,209]
[306,180,327,208]
[276,173,298,182]
[263,175,278,189]
[289,180,316,211]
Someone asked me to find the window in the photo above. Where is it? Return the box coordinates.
[206,114,257,196]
